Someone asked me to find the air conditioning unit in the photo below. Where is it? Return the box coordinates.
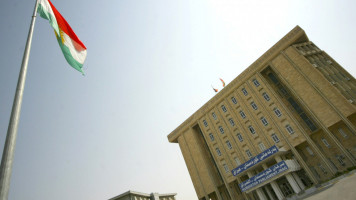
[331,81,336,85]
[349,99,354,104]
[327,60,332,64]
[312,64,318,68]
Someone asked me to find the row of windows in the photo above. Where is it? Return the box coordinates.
[209,122,293,141]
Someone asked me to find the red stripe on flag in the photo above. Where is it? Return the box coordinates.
[48,0,86,51]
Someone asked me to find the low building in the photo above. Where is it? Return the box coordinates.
[167,26,356,200]
[109,190,176,200]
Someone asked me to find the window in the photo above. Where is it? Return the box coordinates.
[253,79,260,87]
[231,97,238,104]
[212,112,217,120]
[274,108,282,117]
[338,128,348,138]
[248,126,256,135]
[262,92,270,101]
[234,157,241,166]
[300,113,317,131]
[239,111,246,119]
[229,118,235,126]
[321,138,330,148]
[203,120,208,127]
[219,126,224,134]
[209,133,215,141]
[285,124,295,134]
[260,117,268,126]
[258,143,266,151]
[242,88,248,96]
[306,147,314,156]
[216,148,222,156]
[288,97,303,114]
[237,133,243,142]
[268,73,279,84]
[318,164,328,174]
[221,105,227,113]
[271,133,280,143]
[336,155,345,166]
[245,150,253,158]
[226,141,232,149]
[251,102,258,110]
[223,164,229,173]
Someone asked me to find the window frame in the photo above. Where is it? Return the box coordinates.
[271,133,280,143]
[231,97,238,104]
[237,133,243,142]
[242,88,248,96]
[252,79,260,87]
[262,92,270,101]
[221,105,227,113]
[219,126,225,134]
[251,102,258,110]
[285,124,295,134]
[274,108,282,117]
[209,133,215,141]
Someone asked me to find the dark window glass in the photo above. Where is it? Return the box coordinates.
[300,113,317,131]
[288,97,303,114]
[268,73,279,84]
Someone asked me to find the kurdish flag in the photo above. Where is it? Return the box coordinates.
[37,0,87,74]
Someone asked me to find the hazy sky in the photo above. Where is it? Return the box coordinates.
[0,0,355,199]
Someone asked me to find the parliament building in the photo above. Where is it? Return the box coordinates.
[167,26,356,200]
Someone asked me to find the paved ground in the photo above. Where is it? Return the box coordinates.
[303,171,356,200]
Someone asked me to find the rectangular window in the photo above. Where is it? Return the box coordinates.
[338,128,348,138]
[300,113,317,131]
[234,157,241,166]
[274,108,282,117]
[262,92,270,101]
[246,150,253,158]
[336,155,345,166]
[248,125,256,135]
[251,102,258,110]
[242,88,248,96]
[219,126,224,134]
[216,148,222,156]
[271,133,280,143]
[321,138,330,148]
[267,73,279,84]
[221,105,227,113]
[258,143,266,151]
[203,120,208,127]
[260,117,268,126]
[239,111,246,119]
[285,124,295,134]
[209,133,215,141]
[212,112,217,120]
[237,133,243,142]
[229,118,235,126]
[287,97,303,114]
[253,79,260,87]
[231,97,238,104]
[226,141,232,149]
[306,146,314,156]
[223,164,229,173]
[318,164,328,174]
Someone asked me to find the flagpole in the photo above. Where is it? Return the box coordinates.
[0,0,39,199]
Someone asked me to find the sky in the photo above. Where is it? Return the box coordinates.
[0,0,355,199]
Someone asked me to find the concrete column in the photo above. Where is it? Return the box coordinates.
[286,173,301,194]
[292,172,306,190]
[270,181,284,200]
[215,189,223,200]
[256,188,268,200]
[275,155,282,163]
[264,186,275,200]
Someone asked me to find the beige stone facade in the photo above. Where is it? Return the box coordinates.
[167,26,356,200]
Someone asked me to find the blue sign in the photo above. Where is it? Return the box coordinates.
[239,161,289,192]
[232,145,279,176]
